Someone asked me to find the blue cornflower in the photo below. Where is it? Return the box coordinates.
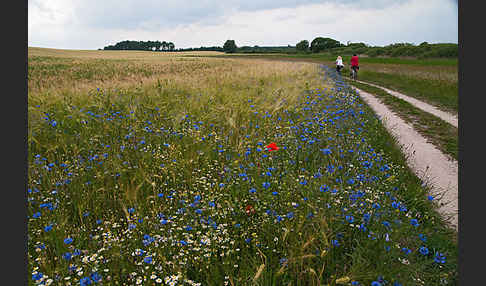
[62,252,72,260]
[419,246,429,255]
[209,201,215,207]
[359,224,367,232]
[419,233,427,242]
[263,182,270,189]
[143,234,154,246]
[134,249,145,256]
[90,272,102,283]
[144,256,153,264]
[332,239,339,247]
[363,213,371,223]
[371,281,382,286]
[245,238,252,243]
[185,226,193,231]
[195,209,202,214]
[80,277,92,286]
[127,207,135,214]
[272,191,278,196]
[32,272,43,281]
[287,212,294,219]
[32,212,41,219]
[345,215,354,223]
[321,148,331,154]
[64,237,73,244]
[249,188,256,194]
[402,247,412,255]
[44,224,53,232]
[434,252,446,264]
[410,218,419,227]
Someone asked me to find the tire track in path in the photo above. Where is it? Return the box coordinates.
[354,79,458,128]
[355,87,458,230]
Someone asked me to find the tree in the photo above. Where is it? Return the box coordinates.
[223,40,237,53]
[310,37,342,53]
[296,40,309,52]
[167,42,175,51]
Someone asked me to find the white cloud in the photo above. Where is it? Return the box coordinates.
[28,0,457,50]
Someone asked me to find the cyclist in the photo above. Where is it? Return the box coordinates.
[335,56,344,75]
[350,53,359,79]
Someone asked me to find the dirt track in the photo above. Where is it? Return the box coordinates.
[354,86,458,230]
[355,80,458,127]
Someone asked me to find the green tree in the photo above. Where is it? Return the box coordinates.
[223,40,237,53]
[296,40,309,52]
[167,42,175,51]
[310,37,342,53]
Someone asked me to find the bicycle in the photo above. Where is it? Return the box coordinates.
[350,66,358,80]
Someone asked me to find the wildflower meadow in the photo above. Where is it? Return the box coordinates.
[27,51,457,285]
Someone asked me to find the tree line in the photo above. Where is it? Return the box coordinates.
[101,38,458,58]
[103,40,175,51]
[294,39,458,58]
[223,38,457,58]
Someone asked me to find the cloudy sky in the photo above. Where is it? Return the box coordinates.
[28,0,458,50]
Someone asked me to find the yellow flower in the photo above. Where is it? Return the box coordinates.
[335,276,351,284]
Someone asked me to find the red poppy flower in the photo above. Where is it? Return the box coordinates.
[245,205,255,215]
[265,142,279,152]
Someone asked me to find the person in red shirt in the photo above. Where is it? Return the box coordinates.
[350,54,359,79]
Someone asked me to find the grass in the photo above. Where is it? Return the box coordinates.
[350,70,458,115]
[28,48,457,286]
[225,53,458,66]
[206,53,458,115]
[346,80,458,160]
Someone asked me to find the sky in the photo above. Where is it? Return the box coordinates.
[28,0,458,50]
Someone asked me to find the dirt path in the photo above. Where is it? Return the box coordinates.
[354,80,458,128]
[355,87,458,230]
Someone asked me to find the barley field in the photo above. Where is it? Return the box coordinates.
[213,53,458,114]
[27,48,457,286]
